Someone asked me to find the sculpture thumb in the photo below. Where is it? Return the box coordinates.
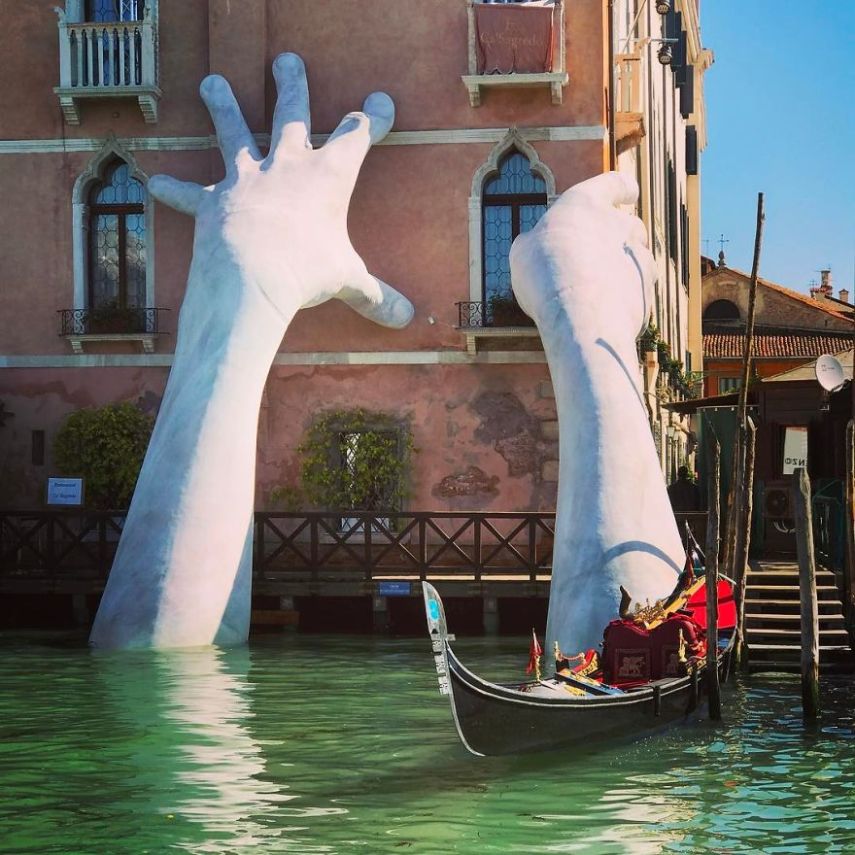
[336,268,415,329]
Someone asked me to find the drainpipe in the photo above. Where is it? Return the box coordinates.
[607,0,617,170]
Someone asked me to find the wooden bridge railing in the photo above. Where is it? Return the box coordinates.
[1,509,707,586]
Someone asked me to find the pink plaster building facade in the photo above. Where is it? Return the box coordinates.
[0,0,707,514]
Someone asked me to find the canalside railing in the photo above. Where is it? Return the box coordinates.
[0,509,709,587]
[253,511,556,582]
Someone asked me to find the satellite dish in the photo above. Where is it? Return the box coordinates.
[815,354,847,392]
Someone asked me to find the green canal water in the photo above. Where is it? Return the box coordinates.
[2,632,855,855]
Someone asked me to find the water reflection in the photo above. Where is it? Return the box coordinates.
[2,635,855,854]
[92,646,307,853]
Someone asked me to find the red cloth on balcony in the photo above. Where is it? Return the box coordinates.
[475,4,554,74]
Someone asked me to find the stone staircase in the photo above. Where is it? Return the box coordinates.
[744,560,855,673]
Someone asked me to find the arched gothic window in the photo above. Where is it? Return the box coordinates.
[88,159,146,310]
[482,151,547,324]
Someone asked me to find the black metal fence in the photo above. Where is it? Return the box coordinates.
[456,301,536,329]
[58,307,168,336]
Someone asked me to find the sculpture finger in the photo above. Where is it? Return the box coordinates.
[554,171,639,212]
[199,74,261,172]
[625,239,657,330]
[322,92,395,169]
[147,175,206,216]
[267,53,312,161]
[614,209,649,247]
[336,268,414,329]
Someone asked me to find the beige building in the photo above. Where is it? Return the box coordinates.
[614,0,711,479]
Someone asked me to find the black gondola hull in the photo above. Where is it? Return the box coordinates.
[423,582,731,756]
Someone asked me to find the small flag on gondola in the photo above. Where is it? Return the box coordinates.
[526,628,543,681]
[682,548,696,586]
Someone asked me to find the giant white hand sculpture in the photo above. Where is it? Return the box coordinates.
[90,54,413,649]
[510,172,682,655]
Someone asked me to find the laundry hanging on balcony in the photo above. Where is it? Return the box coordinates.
[475,2,555,75]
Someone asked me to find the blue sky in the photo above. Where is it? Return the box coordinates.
[700,2,854,296]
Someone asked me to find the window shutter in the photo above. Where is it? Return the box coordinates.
[680,67,695,118]
[686,126,698,175]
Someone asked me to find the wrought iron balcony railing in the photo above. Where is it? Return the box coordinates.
[457,301,536,329]
[59,307,167,337]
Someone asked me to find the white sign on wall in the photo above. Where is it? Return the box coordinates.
[47,477,84,506]
[782,426,809,476]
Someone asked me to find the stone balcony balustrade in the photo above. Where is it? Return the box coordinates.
[462,0,568,107]
[54,4,160,124]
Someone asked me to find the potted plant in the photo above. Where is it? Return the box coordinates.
[656,339,671,367]
[638,321,658,352]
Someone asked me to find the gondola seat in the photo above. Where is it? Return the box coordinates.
[602,612,706,686]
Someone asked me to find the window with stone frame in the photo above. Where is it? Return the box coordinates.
[482,151,547,326]
[88,159,147,320]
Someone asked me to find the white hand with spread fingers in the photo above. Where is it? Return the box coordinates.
[90,54,412,651]
[149,52,413,329]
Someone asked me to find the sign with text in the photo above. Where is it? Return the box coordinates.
[378,581,412,597]
[47,477,84,506]
[782,426,809,476]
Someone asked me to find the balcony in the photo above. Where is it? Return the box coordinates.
[614,50,645,154]
[54,5,160,124]
[58,307,168,354]
[457,300,540,353]
[462,0,568,107]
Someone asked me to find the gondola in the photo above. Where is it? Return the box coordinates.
[422,573,736,757]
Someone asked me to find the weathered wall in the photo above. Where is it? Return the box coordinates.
[0,367,168,506]
[258,364,558,511]
[0,363,560,511]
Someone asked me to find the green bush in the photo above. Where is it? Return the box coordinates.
[298,409,413,511]
[53,402,154,509]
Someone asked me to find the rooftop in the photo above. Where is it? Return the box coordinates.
[704,327,854,360]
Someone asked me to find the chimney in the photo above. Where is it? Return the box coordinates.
[819,268,833,296]
[839,288,850,304]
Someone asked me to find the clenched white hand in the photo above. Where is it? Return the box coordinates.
[510,172,682,655]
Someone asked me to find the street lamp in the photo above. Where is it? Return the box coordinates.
[655,0,672,13]
[648,38,679,66]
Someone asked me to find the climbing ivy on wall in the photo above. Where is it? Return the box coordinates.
[53,403,154,509]
[298,409,414,511]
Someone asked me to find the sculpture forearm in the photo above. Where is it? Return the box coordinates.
[539,310,683,656]
[89,271,292,649]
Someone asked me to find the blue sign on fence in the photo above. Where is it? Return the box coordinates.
[378,581,412,597]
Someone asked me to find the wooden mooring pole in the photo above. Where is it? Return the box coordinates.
[793,467,820,720]
[844,419,855,638]
[723,193,765,594]
[705,434,722,719]
[733,417,757,670]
